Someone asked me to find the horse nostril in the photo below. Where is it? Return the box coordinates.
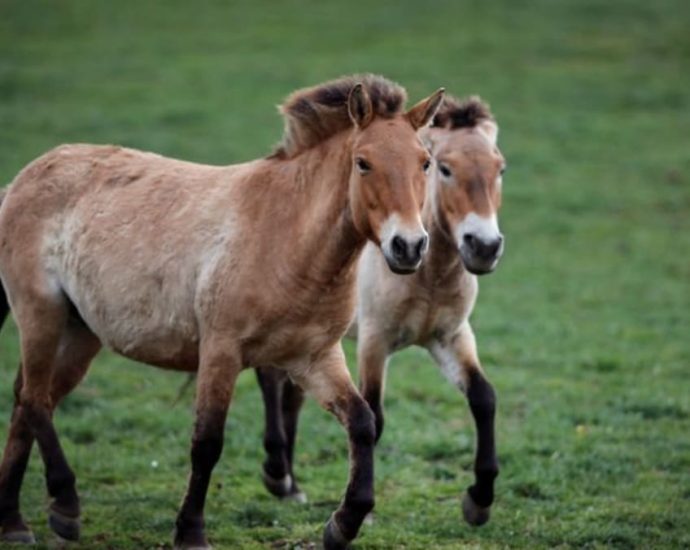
[463,233,477,252]
[391,235,407,260]
[414,235,428,258]
[485,239,500,257]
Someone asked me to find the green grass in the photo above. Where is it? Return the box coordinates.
[1,0,689,548]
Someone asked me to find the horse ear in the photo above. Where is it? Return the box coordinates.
[348,83,374,128]
[406,88,445,130]
[478,120,499,146]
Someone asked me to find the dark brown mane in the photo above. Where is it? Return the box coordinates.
[271,74,407,158]
[431,95,494,130]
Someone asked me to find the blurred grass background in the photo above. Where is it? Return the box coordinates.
[1,0,689,548]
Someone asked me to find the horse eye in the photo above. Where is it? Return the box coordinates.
[423,159,431,173]
[439,163,452,178]
[355,157,371,173]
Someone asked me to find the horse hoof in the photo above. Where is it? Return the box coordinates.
[1,529,36,544]
[363,511,375,526]
[323,514,350,550]
[262,470,291,497]
[462,492,491,527]
[283,489,308,504]
[173,527,212,550]
[262,470,307,503]
[48,508,80,541]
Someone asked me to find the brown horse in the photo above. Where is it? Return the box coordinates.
[257,96,505,528]
[0,75,444,549]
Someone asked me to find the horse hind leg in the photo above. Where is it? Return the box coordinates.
[5,293,99,543]
[256,367,306,502]
[0,370,34,543]
[280,375,306,502]
[0,340,99,544]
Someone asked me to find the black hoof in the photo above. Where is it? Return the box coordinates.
[48,508,80,541]
[1,512,35,545]
[173,541,212,550]
[1,529,36,545]
[323,514,350,550]
[262,470,308,503]
[462,491,491,526]
[173,526,211,550]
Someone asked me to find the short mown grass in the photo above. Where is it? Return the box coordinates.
[1,0,689,548]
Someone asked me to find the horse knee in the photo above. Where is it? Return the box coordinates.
[191,434,223,473]
[347,400,376,448]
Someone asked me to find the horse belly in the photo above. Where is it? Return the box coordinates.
[55,227,202,371]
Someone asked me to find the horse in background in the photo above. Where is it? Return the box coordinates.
[257,95,505,528]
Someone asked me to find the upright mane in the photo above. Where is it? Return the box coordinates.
[272,74,407,159]
[431,95,494,130]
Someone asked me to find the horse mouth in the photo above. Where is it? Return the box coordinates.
[387,263,419,275]
[383,254,422,275]
[459,247,502,276]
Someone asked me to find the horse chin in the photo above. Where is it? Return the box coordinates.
[459,249,500,276]
[383,255,421,275]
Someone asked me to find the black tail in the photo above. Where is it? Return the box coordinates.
[0,188,9,330]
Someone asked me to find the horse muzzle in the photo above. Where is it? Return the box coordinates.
[459,233,504,275]
[382,232,429,274]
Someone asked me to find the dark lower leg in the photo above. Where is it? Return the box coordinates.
[0,371,33,535]
[21,403,79,520]
[174,408,227,547]
[466,370,498,508]
[281,378,305,485]
[0,286,9,331]
[360,383,384,444]
[0,406,34,536]
[329,395,376,543]
[357,338,388,444]
[0,346,95,539]
[256,368,290,483]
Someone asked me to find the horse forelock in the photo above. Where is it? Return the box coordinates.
[432,95,494,130]
[271,74,408,158]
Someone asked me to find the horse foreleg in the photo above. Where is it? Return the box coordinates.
[174,337,239,550]
[292,345,375,550]
[428,321,498,527]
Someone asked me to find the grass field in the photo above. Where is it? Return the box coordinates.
[1,0,689,548]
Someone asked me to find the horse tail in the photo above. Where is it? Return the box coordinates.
[0,188,9,330]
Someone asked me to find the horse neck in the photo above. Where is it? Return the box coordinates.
[419,180,465,285]
[271,132,365,290]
